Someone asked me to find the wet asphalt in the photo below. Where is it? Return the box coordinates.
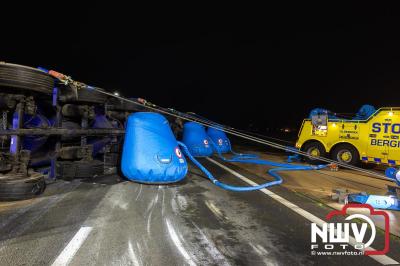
[0,158,398,266]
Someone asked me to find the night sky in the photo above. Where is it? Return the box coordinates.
[2,4,400,132]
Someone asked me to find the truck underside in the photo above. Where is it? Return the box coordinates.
[0,62,145,200]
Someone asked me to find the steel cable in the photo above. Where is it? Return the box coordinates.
[41,71,391,182]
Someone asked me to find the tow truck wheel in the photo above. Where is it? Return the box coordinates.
[302,142,327,164]
[331,144,360,166]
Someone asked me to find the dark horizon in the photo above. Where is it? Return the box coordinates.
[2,4,400,133]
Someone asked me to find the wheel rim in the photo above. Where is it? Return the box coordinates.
[337,149,352,163]
[307,147,320,159]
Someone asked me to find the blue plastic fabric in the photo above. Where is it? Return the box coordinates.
[120,114,327,191]
[385,167,400,186]
[347,193,400,211]
[285,146,302,162]
[385,167,397,179]
[207,127,257,158]
[206,127,258,159]
[207,127,230,153]
[182,122,213,157]
[121,112,188,183]
[287,154,302,163]
[348,167,400,210]
[353,104,376,120]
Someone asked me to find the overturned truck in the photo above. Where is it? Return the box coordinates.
[0,62,144,200]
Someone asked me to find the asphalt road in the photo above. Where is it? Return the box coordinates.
[0,158,399,266]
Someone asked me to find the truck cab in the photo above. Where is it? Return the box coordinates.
[296,107,400,166]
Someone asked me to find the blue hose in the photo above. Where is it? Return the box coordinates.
[227,139,259,159]
[178,141,327,192]
[210,139,290,166]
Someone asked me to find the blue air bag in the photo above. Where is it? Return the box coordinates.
[347,193,400,211]
[207,127,230,153]
[121,112,187,183]
[353,104,376,120]
[182,122,213,157]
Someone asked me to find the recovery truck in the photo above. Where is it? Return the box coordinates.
[296,106,400,166]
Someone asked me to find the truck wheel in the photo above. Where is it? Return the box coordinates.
[0,62,54,94]
[331,144,360,166]
[302,142,327,164]
[0,172,46,201]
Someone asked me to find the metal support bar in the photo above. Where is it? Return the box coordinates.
[0,128,125,136]
[81,109,88,147]
[1,111,7,148]
[51,87,60,179]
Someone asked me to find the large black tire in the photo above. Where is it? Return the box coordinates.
[76,87,109,103]
[331,143,360,166]
[302,141,327,164]
[0,172,46,201]
[56,160,104,180]
[0,62,54,94]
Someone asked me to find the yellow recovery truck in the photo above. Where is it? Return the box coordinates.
[296,106,400,166]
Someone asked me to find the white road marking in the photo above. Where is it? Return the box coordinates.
[162,189,166,217]
[127,241,141,266]
[191,221,231,266]
[146,207,154,235]
[51,226,93,266]
[165,219,197,266]
[206,157,399,265]
[205,200,226,220]
[135,184,143,201]
[249,243,279,266]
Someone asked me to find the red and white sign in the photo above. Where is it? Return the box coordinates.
[175,147,182,158]
[311,204,390,256]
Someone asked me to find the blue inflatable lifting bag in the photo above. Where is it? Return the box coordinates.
[353,104,376,120]
[121,112,188,183]
[182,122,213,157]
[207,127,230,153]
